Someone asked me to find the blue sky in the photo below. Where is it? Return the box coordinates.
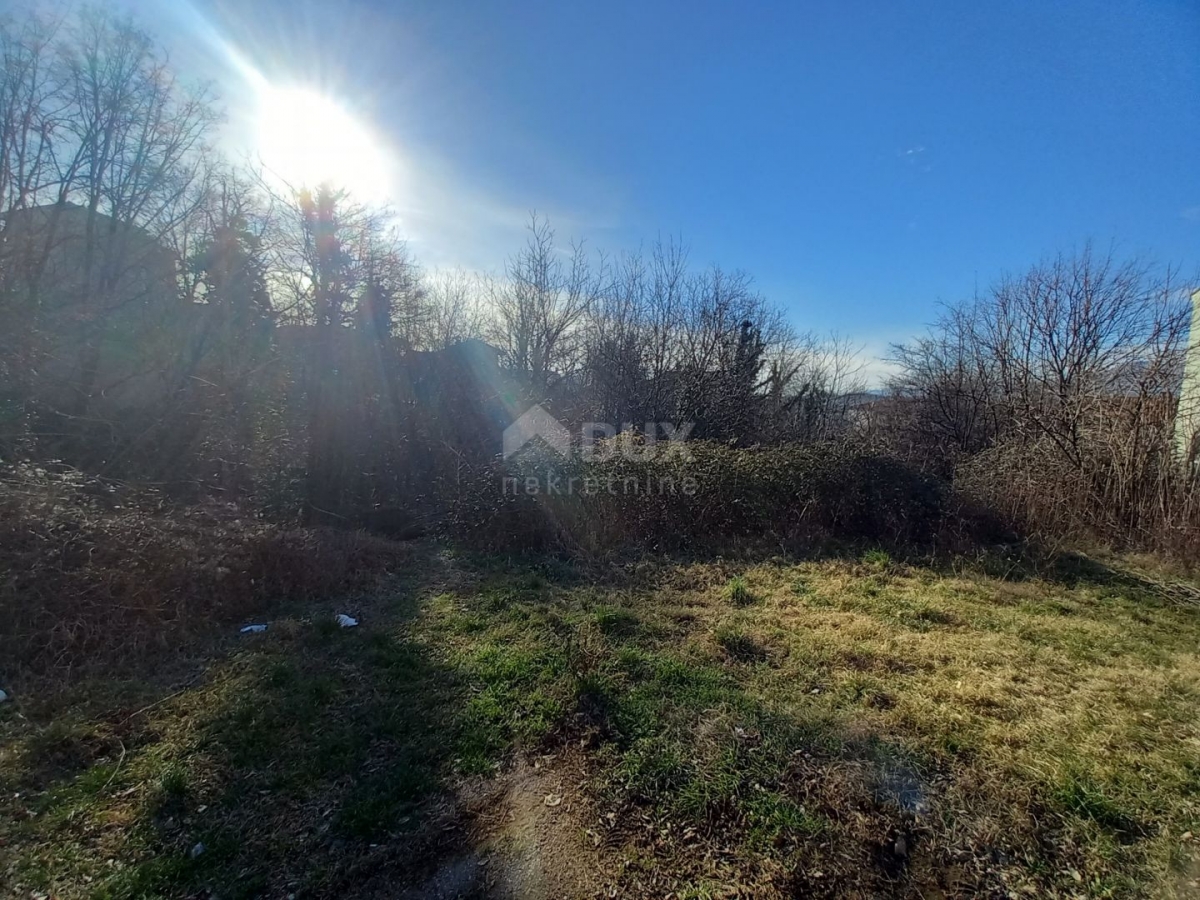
[127,0,1199,378]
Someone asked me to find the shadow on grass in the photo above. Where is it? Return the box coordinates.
[8,628,482,898]
[1,554,546,900]
[998,549,1200,615]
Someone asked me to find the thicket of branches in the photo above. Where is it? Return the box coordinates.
[1,6,1196,558]
[886,248,1199,554]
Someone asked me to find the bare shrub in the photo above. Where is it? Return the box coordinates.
[891,246,1199,555]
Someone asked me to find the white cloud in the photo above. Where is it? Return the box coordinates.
[854,336,904,389]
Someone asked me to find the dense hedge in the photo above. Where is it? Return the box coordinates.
[447,439,947,554]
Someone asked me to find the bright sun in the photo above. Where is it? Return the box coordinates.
[255,86,392,201]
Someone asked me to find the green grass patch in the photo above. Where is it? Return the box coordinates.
[724,576,760,606]
[4,547,1200,898]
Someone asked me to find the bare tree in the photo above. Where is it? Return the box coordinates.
[0,7,217,461]
[671,265,789,441]
[490,213,603,397]
[0,8,60,219]
[425,267,486,350]
[889,303,1003,460]
[892,245,1197,545]
[761,333,868,444]
[0,9,61,448]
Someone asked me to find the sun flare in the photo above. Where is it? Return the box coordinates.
[254,86,392,201]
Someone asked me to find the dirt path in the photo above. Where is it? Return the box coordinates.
[403,754,614,900]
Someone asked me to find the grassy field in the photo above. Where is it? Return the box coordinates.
[2,544,1199,898]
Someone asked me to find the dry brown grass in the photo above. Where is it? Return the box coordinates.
[652,554,1200,895]
[0,465,408,681]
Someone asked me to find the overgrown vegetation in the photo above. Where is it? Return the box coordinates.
[2,6,1199,898]
[449,439,950,554]
[0,464,406,674]
[887,249,1200,556]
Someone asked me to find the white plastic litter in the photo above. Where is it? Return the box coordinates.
[0,689,8,703]
[240,624,268,634]
[189,842,205,859]
[336,614,359,628]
